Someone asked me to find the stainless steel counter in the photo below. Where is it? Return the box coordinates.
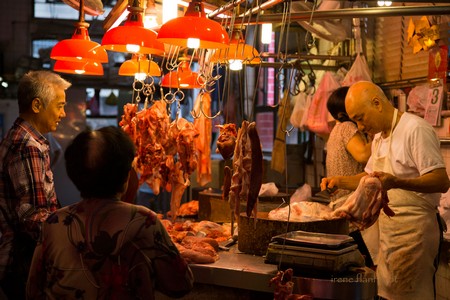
[190,246,277,293]
[187,246,378,300]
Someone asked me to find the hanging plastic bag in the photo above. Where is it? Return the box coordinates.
[306,71,340,136]
[299,93,313,132]
[341,54,372,86]
[290,91,307,128]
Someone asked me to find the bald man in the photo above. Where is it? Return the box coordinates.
[321,81,450,300]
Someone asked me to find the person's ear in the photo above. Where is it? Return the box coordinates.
[371,96,382,111]
[31,98,42,113]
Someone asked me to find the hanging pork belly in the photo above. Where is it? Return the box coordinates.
[227,120,264,220]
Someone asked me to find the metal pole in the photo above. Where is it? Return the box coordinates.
[217,5,450,24]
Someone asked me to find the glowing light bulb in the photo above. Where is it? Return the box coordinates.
[229,59,243,71]
[384,1,392,6]
[126,44,141,53]
[187,38,200,49]
[135,72,147,81]
[261,23,273,45]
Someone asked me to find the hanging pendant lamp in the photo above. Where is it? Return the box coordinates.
[161,59,202,89]
[53,60,104,76]
[157,0,229,49]
[101,0,165,55]
[210,28,261,70]
[119,54,161,78]
[50,0,108,63]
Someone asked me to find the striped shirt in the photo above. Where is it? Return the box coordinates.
[0,117,59,278]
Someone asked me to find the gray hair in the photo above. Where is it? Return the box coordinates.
[17,70,72,113]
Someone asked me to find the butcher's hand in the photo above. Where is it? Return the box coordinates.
[320,177,339,192]
[371,171,396,190]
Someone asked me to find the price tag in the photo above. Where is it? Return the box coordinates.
[424,84,444,126]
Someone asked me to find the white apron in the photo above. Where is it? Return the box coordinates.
[368,109,440,300]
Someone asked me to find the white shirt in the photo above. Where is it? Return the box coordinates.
[365,112,445,206]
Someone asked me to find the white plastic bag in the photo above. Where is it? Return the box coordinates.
[290,183,312,203]
[341,54,372,86]
[290,92,307,128]
[299,93,313,131]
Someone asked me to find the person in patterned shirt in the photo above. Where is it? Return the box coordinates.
[27,126,194,300]
[0,70,71,299]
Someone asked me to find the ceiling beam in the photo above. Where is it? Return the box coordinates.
[223,5,450,24]
[103,0,130,31]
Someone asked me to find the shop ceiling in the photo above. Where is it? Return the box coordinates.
[103,0,450,31]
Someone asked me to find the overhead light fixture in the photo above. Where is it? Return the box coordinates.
[261,23,273,45]
[53,60,104,76]
[377,1,392,6]
[102,0,165,55]
[157,0,229,49]
[209,28,261,70]
[50,0,108,63]
[119,54,161,80]
[161,59,202,89]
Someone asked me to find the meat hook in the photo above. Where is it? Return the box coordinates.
[164,90,184,105]
[190,91,221,119]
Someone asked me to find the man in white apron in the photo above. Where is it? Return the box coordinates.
[321,81,450,299]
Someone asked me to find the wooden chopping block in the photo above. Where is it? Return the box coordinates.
[238,212,349,256]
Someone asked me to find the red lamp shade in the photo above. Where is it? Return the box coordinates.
[157,0,229,49]
[161,60,202,89]
[119,55,161,77]
[102,5,165,55]
[53,60,104,76]
[210,29,261,65]
[51,22,108,63]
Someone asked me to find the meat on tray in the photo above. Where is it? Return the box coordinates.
[162,220,231,264]
[268,201,333,222]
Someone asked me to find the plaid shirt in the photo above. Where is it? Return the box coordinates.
[0,117,59,279]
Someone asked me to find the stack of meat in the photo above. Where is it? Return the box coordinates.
[161,219,231,264]
[223,121,264,220]
[332,174,395,230]
[268,201,333,222]
[119,101,199,220]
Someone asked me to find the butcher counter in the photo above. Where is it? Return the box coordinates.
[155,244,378,300]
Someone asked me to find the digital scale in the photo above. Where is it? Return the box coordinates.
[264,231,366,276]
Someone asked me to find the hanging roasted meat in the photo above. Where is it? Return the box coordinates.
[246,122,263,217]
[216,123,238,160]
[193,92,212,186]
[119,101,200,220]
[227,121,264,219]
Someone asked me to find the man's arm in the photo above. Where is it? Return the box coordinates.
[320,172,368,192]
[373,168,450,193]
